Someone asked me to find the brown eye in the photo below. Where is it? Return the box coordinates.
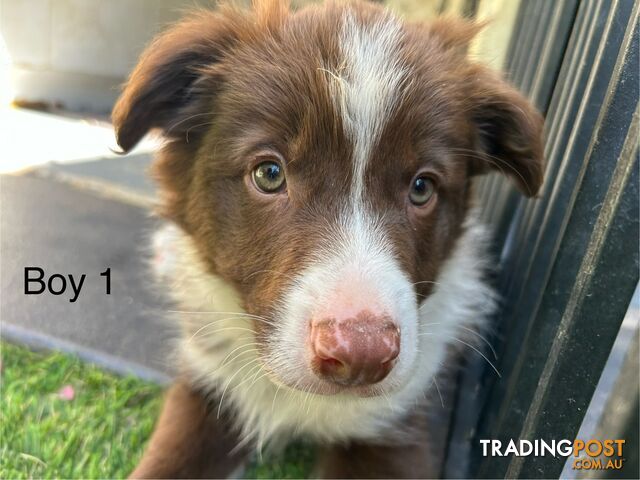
[253,160,285,193]
[409,176,435,206]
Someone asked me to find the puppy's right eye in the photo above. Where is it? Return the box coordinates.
[252,160,286,193]
[409,175,435,206]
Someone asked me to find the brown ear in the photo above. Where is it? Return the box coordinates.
[111,10,241,152]
[466,66,545,197]
[428,17,486,51]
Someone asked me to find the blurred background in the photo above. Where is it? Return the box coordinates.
[0,0,515,113]
[1,0,637,479]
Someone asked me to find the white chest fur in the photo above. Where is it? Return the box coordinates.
[152,211,496,449]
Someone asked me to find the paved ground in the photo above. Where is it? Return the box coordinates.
[1,107,172,379]
[42,153,156,200]
[0,106,158,174]
[1,172,174,376]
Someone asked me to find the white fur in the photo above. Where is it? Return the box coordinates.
[261,10,419,420]
[151,8,496,454]
[154,209,496,450]
[266,208,419,422]
[329,10,407,203]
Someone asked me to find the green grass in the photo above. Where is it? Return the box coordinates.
[1,341,162,478]
[245,442,315,479]
[1,341,314,479]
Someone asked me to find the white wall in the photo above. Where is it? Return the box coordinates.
[0,0,207,112]
[0,0,516,113]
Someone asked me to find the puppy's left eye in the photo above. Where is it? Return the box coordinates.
[409,176,435,206]
[253,160,286,193]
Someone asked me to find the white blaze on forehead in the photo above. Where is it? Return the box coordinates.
[333,9,407,202]
[275,11,416,395]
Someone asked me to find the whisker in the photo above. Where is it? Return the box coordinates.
[230,434,252,455]
[420,333,501,378]
[411,280,444,288]
[188,326,257,342]
[185,120,218,142]
[421,323,497,360]
[169,310,271,320]
[248,370,270,391]
[184,316,259,339]
[181,316,254,325]
[170,310,276,326]
[450,148,532,196]
[420,321,444,328]
[304,385,313,415]
[232,363,264,392]
[456,325,498,360]
[165,111,215,135]
[432,377,445,409]
[216,358,259,419]
[210,349,259,378]
[286,378,301,401]
[271,383,283,414]
[220,342,261,367]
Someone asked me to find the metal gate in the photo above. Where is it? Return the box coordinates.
[443,0,639,477]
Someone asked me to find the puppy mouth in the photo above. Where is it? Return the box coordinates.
[256,348,406,399]
[264,368,395,398]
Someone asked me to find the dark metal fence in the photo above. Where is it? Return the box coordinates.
[443,0,639,477]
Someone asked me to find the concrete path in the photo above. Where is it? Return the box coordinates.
[1,107,172,381]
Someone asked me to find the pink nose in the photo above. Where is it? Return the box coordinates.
[310,312,400,386]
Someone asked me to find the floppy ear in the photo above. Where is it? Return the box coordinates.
[466,65,545,197]
[428,17,486,51]
[112,10,240,152]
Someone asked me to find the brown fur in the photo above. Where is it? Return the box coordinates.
[113,0,542,314]
[113,1,544,477]
[130,382,248,479]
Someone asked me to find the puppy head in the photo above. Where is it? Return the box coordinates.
[114,0,544,397]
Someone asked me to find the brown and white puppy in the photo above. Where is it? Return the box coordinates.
[113,0,544,477]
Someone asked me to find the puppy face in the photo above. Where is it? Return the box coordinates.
[114,0,543,398]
